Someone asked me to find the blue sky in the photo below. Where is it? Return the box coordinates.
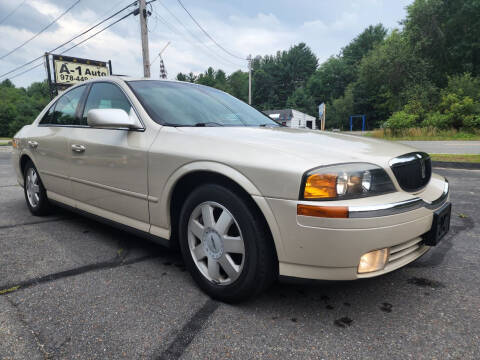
[0,0,413,87]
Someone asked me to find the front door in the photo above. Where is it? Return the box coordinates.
[33,85,87,202]
[68,82,153,231]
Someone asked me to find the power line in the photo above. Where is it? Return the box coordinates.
[5,61,44,81]
[0,0,82,61]
[59,10,134,55]
[76,0,132,37]
[1,8,136,81]
[152,3,244,68]
[176,0,246,61]
[157,1,243,67]
[151,11,242,69]
[0,1,137,80]
[0,0,27,26]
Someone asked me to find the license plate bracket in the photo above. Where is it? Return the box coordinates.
[423,202,451,246]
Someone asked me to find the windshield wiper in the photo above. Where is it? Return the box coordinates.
[194,122,224,127]
[258,123,280,127]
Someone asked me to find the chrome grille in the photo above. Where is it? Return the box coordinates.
[390,152,431,192]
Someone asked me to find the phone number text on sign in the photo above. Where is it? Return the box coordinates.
[54,61,109,85]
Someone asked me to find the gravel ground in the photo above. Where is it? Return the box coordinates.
[0,152,479,359]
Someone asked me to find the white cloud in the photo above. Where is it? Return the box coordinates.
[0,0,412,87]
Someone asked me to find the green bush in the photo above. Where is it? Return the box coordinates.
[422,111,451,129]
[384,111,418,131]
[463,115,480,129]
[439,94,479,129]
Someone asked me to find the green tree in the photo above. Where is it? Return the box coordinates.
[214,69,229,91]
[196,67,216,87]
[353,30,429,127]
[286,87,316,116]
[341,24,388,67]
[228,70,248,103]
[403,0,480,84]
[326,84,354,130]
[307,24,387,106]
[307,57,351,105]
[0,80,50,137]
[176,72,187,81]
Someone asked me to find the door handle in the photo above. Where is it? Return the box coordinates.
[71,144,86,153]
[28,140,38,149]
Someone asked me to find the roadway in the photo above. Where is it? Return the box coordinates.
[398,140,480,154]
[1,152,479,359]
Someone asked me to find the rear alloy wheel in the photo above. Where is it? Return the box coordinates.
[23,160,51,216]
[179,184,276,302]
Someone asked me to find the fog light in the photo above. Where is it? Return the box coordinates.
[358,248,389,273]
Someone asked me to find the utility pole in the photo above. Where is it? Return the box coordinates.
[139,0,150,78]
[247,54,252,105]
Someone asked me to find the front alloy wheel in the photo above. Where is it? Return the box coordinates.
[179,184,276,302]
[188,201,245,285]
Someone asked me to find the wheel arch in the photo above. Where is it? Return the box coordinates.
[19,151,38,178]
[162,161,284,260]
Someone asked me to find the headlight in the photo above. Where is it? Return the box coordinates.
[300,163,395,200]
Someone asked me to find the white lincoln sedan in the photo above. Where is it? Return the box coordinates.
[12,77,451,302]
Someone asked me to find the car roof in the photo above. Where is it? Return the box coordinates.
[84,76,185,85]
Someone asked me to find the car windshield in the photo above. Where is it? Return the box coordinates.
[128,80,280,127]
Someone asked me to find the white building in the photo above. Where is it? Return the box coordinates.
[264,109,317,129]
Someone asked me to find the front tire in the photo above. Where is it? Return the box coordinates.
[23,160,51,216]
[179,184,276,303]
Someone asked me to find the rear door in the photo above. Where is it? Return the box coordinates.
[68,82,153,231]
[33,85,86,203]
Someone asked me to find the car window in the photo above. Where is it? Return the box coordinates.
[82,83,132,124]
[39,104,56,125]
[40,85,85,126]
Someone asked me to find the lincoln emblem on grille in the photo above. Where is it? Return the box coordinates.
[416,153,426,179]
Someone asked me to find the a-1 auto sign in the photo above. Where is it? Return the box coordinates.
[52,54,110,86]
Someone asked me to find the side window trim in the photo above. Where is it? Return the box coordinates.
[82,81,145,131]
[76,83,92,126]
[39,102,56,125]
[38,81,145,130]
[38,85,87,127]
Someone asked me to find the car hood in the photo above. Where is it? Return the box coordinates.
[159,126,419,199]
[176,126,416,168]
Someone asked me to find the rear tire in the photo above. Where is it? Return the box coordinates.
[178,183,276,303]
[23,160,51,216]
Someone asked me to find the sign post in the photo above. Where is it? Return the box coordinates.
[318,103,326,131]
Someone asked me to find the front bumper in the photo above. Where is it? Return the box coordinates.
[265,174,449,281]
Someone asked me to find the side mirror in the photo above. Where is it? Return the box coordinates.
[87,108,142,129]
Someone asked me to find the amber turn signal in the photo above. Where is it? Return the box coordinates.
[303,173,337,199]
[297,204,348,218]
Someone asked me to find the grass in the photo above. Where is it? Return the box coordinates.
[0,143,11,146]
[430,154,480,163]
[0,137,12,140]
[0,285,20,295]
[367,128,480,141]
